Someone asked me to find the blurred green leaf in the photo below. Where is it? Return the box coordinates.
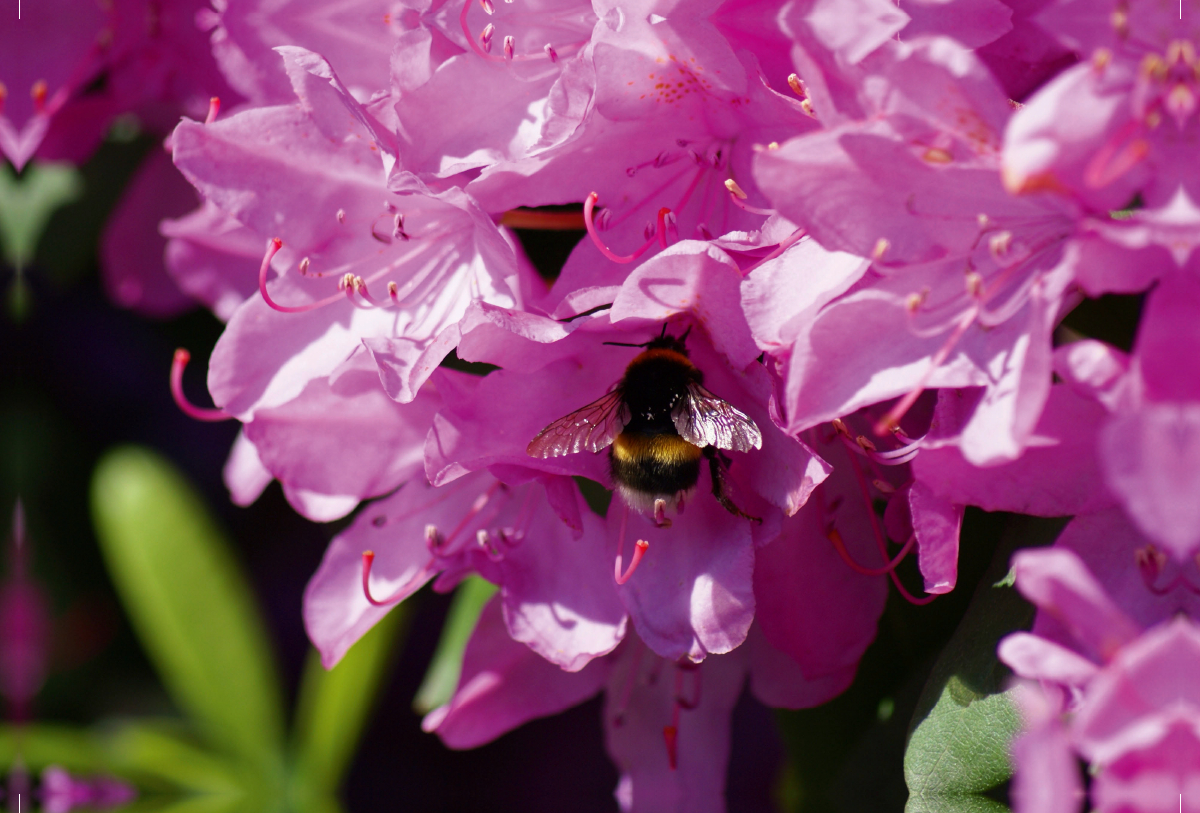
[290,606,408,795]
[90,446,286,774]
[104,723,242,795]
[0,162,82,268]
[0,725,106,772]
[904,516,1067,813]
[413,576,497,714]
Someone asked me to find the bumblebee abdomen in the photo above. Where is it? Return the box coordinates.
[610,432,703,495]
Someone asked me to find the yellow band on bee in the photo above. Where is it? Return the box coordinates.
[612,432,702,464]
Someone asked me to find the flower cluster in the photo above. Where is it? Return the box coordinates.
[50,0,1200,806]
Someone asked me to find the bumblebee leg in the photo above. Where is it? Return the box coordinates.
[703,446,762,524]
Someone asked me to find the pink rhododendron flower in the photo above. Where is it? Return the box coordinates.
[425,600,860,812]
[1001,546,1200,813]
[1003,0,1200,210]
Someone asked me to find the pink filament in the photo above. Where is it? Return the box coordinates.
[205,96,220,125]
[257,238,354,314]
[584,192,657,264]
[360,550,432,606]
[828,528,916,577]
[874,305,978,436]
[844,449,936,606]
[728,191,774,216]
[170,349,233,422]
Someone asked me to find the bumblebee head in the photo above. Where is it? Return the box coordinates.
[603,323,692,356]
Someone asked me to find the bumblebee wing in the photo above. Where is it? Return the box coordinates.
[673,382,762,452]
[527,389,630,457]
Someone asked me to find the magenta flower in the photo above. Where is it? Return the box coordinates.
[426,597,857,812]
[305,469,627,671]
[1003,0,1200,210]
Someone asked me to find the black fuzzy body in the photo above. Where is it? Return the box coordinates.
[608,343,705,505]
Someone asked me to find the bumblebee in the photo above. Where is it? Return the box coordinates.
[526,327,762,526]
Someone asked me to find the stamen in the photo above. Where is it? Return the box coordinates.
[613,504,651,584]
[741,227,806,275]
[724,179,748,199]
[827,528,915,576]
[725,179,774,216]
[170,349,233,422]
[663,725,678,770]
[583,192,657,264]
[544,44,557,62]
[874,305,977,435]
[503,35,514,61]
[657,208,676,249]
[393,213,409,241]
[615,540,649,584]
[31,80,47,113]
[786,73,806,99]
[653,497,671,528]
[479,23,495,53]
[479,0,494,13]
[257,238,358,314]
[204,96,221,124]
[360,550,431,606]
[1084,120,1149,188]
[0,82,7,116]
[843,449,936,605]
[337,209,346,224]
[298,257,311,275]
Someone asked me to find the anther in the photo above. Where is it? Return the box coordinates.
[338,272,356,291]
[0,83,7,116]
[922,147,952,164]
[393,213,409,241]
[653,497,672,528]
[298,257,311,275]
[724,179,748,199]
[855,435,876,452]
[477,529,504,561]
[988,231,1013,259]
[205,96,220,124]
[480,0,494,12]
[657,208,676,248]
[170,349,234,421]
[965,271,984,298]
[872,238,890,260]
[905,293,922,313]
[388,281,400,303]
[767,141,779,150]
[787,73,806,99]
[479,23,495,53]
[872,479,895,494]
[1094,46,1113,70]
[31,80,48,113]
[425,524,443,549]
[337,209,346,224]
[831,418,850,437]
[503,35,514,61]
[544,43,558,62]
[615,539,650,585]
[1135,544,1167,588]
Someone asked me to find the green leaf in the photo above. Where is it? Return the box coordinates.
[904,516,1067,813]
[0,724,107,772]
[290,606,408,794]
[412,576,498,713]
[103,723,243,795]
[0,162,82,268]
[90,446,286,773]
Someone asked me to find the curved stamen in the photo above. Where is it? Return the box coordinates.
[205,96,220,124]
[615,540,650,584]
[360,550,432,606]
[584,192,657,264]
[827,528,916,576]
[258,238,360,314]
[843,448,937,606]
[875,305,979,436]
[170,349,234,421]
